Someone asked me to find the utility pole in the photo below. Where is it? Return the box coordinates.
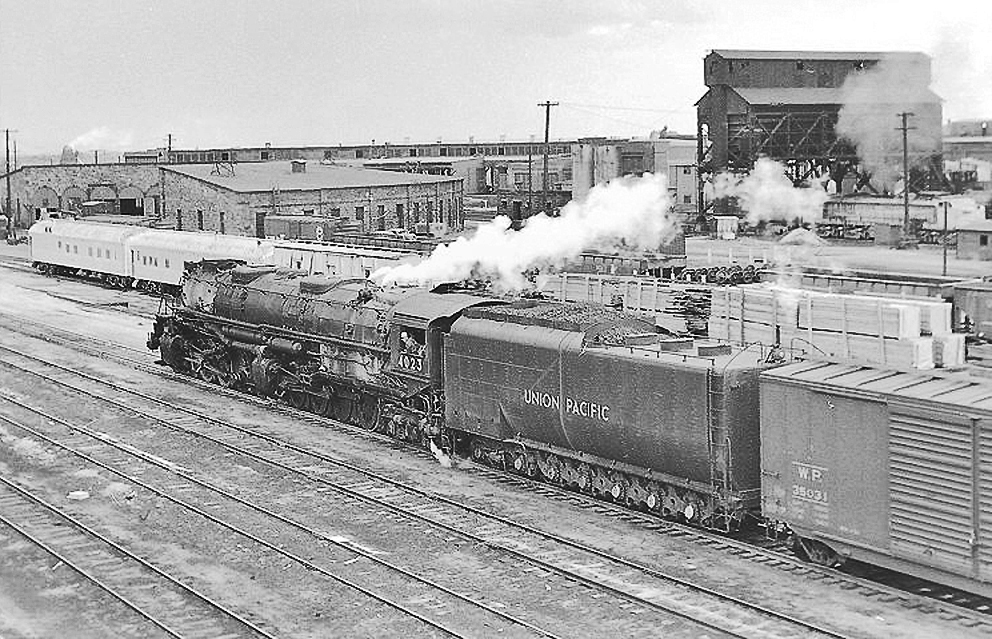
[527,139,533,218]
[167,133,173,162]
[4,129,12,233]
[538,101,558,215]
[896,112,916,247]
[942,200,949,276]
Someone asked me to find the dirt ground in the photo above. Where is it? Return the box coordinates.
[0,248,990,637]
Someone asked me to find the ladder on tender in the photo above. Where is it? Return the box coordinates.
[706,368,728,492]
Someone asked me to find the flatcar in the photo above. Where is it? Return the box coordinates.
[761,360,992,597]
[817,195,985,243]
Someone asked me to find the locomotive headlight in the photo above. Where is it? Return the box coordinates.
[683,504,695,520]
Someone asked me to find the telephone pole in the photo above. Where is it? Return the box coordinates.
[4,129,12,230]
[896,112,916,247]
[538,100,558,214]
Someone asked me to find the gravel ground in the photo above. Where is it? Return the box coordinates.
[0,260,990,637]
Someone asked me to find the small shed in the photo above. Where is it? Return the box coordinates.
[956,220,992,260]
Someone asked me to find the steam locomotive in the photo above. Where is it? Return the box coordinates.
[148,260,774,531]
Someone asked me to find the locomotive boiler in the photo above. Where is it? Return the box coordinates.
[148,260,498,444]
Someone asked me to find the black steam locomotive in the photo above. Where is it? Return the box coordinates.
[148,260,776,531]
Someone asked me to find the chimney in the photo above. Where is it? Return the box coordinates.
[291,159,307,173]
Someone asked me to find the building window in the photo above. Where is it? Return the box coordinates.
[355,206,365,221]
[440,147,448,157]
[176,209,183,231]
[221,152,230,161]
[982,235,989,247]
[197,210,204,230]
[330,207,341,217]
[377,205,386,231]
[409,148,418,157]
[260,150,270,161]
[88,247,93,257]
[396,203,405,228]
[426,201,433,223]
[219,211,226,234]
[684,195,692,204]
[413,202,420,223]
[355,149,364,159]
[683,167,692,175]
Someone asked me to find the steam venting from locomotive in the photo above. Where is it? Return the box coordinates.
[374,173,676,291]
[711,158,827,225]
[836,55,939,192]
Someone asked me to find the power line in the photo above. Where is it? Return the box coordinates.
[559,101,682,113]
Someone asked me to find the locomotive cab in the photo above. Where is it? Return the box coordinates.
[388,292,504,387]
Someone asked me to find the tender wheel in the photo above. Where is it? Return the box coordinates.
[309,387,331,416]
[288,390,309,410]
[538,454,563,483]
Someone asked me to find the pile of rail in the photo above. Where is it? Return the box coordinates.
[710,284,964,370]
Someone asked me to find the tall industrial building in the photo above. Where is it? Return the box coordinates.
[696,50,943,216]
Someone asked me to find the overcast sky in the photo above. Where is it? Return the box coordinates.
[1,0,990,155]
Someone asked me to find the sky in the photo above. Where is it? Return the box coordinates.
[1,0,990,156]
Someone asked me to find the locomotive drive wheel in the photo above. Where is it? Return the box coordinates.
[308,387,331,416]
[195,360,217,384]
[357,394,379,429]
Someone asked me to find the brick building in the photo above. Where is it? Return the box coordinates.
[161,160,464,238]
[1,163,161,228]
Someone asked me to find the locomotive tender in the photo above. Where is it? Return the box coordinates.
[148,260,773,531]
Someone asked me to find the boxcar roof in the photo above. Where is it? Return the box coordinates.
[763,360,992,412]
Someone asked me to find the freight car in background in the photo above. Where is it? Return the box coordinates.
[761,360,992,597]
[817,195,985,243]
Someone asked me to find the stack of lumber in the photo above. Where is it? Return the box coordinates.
[710,284,961,370]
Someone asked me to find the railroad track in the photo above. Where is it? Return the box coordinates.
[0,329,848,637]
[0,475,275,639]
[2,313,991,634]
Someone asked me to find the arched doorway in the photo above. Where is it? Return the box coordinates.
[118,185,144,216]
[33,186,60,219]
[63,186,86,213]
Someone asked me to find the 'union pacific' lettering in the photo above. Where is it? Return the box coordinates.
[522,389,610,422]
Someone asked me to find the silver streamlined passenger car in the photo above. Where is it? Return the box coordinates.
[127,230,274,290]
[29,220,144,286]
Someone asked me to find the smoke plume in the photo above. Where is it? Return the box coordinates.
[836,55,940,192]
[712,158,827,225]
[374,173,676,290]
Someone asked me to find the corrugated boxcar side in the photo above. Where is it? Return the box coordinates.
[760,376,891,550]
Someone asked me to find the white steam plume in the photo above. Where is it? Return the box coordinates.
[836,55,941,192]
[712,158,827,225]
[374,173,675,290]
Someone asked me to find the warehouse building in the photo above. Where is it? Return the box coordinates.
[161,159,464,238]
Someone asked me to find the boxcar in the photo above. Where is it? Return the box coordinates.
[761,360,992,597]
[29,220,144,284]
[444,300,769,530]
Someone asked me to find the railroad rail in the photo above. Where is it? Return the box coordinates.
[0,475,275,639]
[0,334,848,638]
[1,313,990,634]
